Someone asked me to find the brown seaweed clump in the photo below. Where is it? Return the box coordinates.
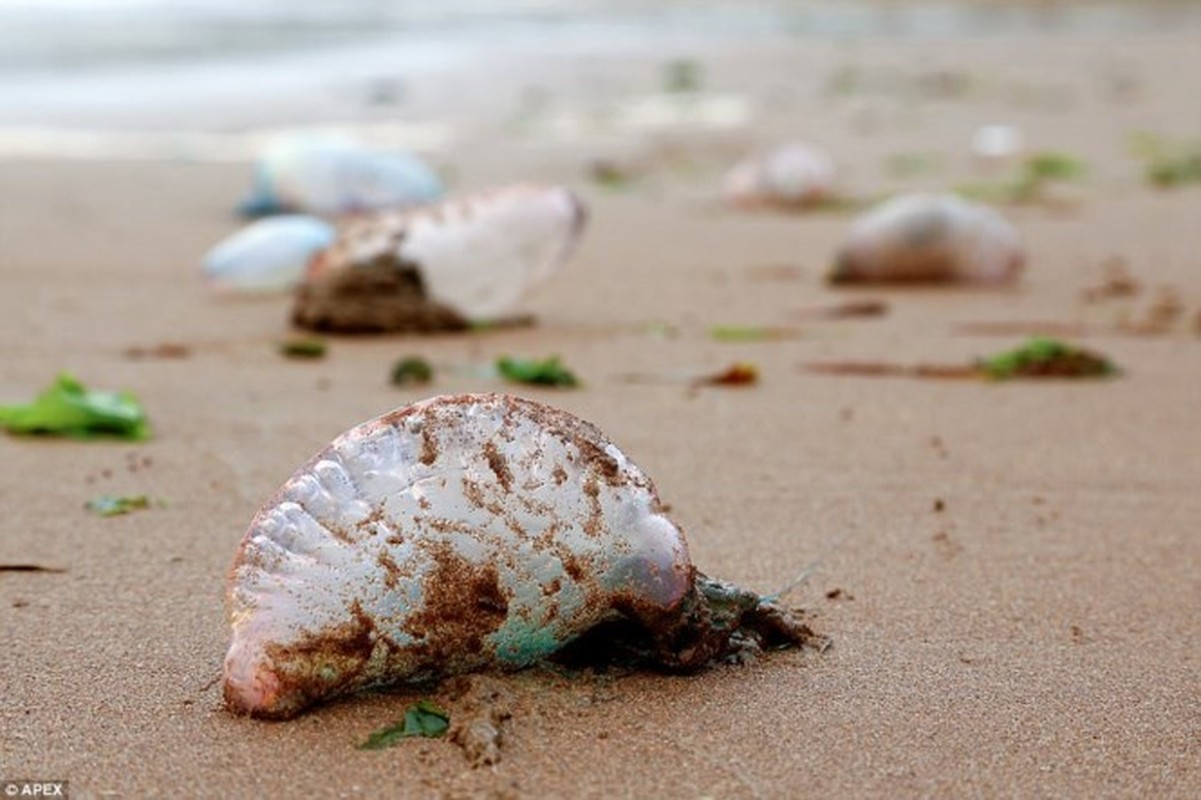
[291,253,469,334]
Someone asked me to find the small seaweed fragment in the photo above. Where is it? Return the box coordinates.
[978,338,1116,379]
[86,495,151,517]
[0,564,67,574]
[1128,132,1201,188]
[805,361,976,379]
[391,357,434,387]
[957,151,1087,206]
[807,341,1115,381]
[588,159,640,190]
[1146,152,1201,187]
[709,325,803,343]
[358,700,450,750]
[1024,152,1087,182]
[124,342,192,360]
[793,300,889,320]
[279,338,327,359]
[696,362,759,387]
[496,356,580,388]
[663,59,702,94]
[0,373,150,440]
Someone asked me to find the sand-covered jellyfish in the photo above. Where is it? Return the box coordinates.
[223,394,822,719]
[830,193,1024,284]
[724,141,838,209]
[291,184,587,333]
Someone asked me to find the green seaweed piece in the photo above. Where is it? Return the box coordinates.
[708,325,802,343]
[496,356,580,388]
[280,338,327,359]
[1024,152,1087,181]
[0,373,150,440]
[957,152,1087,206]
[1125,132,1201,188]
[978,337,1116,380]
[86,495,151,517]
[663,59,702,94]
[358,700,450,750]
[391,357,434,387]
[1145,151,1201,188]
[588,159,640,190]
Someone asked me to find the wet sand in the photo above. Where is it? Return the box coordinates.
[2,26,1200,799]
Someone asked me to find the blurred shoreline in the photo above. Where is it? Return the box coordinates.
[3,0,1198,74]
[0,0,1198,159]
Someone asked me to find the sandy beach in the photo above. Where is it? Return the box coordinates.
[2,7,1200,798]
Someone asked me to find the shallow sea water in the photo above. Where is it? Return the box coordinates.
[0,0,1196,153]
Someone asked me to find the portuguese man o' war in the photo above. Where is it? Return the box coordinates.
[223,394,823,719]
[724,141,838,209]
[202,215,335,293]
[291,184,587,333]
[239,137,445,218]
[830,192,1025,284]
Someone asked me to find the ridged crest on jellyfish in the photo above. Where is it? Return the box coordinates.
[830,193,1025,284]
[223,394,821,719]
[723,142,838,209]
[202,215,336,293]
[238,136,445,218]
[293,184,587,330]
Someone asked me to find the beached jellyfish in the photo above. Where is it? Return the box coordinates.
[202,216,336,293]
[239,136,444,218]
[723,141,838,209]
[830,192,1024,284]
[291,184,586,333]
[223,394,821,719]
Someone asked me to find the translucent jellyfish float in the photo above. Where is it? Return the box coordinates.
[239,136,444,218]
[223,394,824,719]
[830,192,1025,284]
[291,184,586,333]
[723,141,838,210]
[202,216,336,293]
